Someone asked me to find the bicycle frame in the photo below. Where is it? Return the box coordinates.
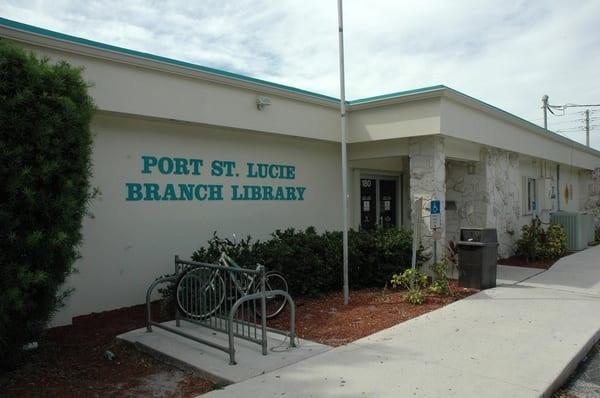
[146,255,296,365]
[219,252,258,295]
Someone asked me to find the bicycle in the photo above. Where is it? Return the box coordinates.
[174,252,289,320]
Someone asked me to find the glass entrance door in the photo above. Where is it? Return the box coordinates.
[360,178,377,230]
[360,177,398,230]
[379,179,397,228]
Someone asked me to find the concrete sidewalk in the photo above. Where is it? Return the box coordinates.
[118,320,330,384]
[202,246,600,397]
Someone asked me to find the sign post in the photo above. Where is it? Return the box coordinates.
[411,198,423,289]
[430,199,441,264]
[411,198,423,270]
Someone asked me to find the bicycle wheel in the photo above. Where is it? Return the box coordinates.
[175,267,225,320]
[255,271,289,319]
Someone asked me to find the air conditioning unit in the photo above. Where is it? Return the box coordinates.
[550,212,595,251]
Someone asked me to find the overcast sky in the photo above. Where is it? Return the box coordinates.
[3,0,600,149]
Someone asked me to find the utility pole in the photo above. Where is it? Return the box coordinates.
[585,109,590,147]
[542,95,549,129]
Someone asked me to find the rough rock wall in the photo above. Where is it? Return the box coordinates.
[444,149,520,258]
[410,137,521,259]
[582,168,600,226]
[482,148,521,258]
[445,160,487,243]
[409,136,445,263]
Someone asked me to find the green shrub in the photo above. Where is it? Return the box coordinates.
[0,40,95,367]
[542,224,568,259]
[405,289,426,305]
[259,227,338,297]
[516,219,567,261]
[390,268,428,305]
[429,259,451,295]
[188,227,422,298]
[390,268,428,290]
[191,232,263,267]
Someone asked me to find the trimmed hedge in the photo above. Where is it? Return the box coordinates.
[191,227,424,297]
[0,40,95,367]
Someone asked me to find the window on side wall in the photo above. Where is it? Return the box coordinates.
[526,177,537,214]
[523,177,540,215]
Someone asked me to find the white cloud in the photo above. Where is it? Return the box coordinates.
[2,0,600,148]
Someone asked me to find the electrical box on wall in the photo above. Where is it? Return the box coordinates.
[545,178,556,201]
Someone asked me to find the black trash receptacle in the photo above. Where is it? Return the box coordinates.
[458,228,499,289]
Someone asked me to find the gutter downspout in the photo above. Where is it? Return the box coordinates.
[556,164,560,211]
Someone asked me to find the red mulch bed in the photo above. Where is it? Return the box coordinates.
[498,256,560,269]
[0,281,478,396]
[0,302,214,398]
[268,280,479,346]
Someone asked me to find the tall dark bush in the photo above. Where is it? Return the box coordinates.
[260,227,339,296]
[0,40,95,366]
[190,227,422,298]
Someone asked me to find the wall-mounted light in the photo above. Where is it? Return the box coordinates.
[256,96,271,110]
[467,162,476,175]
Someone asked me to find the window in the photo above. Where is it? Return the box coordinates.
[527,177,537,213]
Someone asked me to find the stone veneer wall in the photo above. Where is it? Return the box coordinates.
[444,148,520,258]
[582,168,600,226]
[445,159,487,243]
[409,136,445,262]
[483,148,521,258]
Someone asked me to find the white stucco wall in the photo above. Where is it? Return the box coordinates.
[10,40,341,143]
[53,113,342,326]
[348,98,441,142]
[441,96,600,170]
[518,157,588,229]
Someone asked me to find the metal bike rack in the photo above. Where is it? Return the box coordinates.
[145,256,296,365]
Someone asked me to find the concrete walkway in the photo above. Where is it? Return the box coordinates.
[118,320,330,384]
[203,246,600,397]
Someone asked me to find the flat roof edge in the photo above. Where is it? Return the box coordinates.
[1,17,599,159]
[0,17,339,104]
[347,85,447,105]
[441,87,600,158]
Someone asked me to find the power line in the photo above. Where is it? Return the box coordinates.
[548,103,600,110]
[541,96,600,148]
[556,128,585,133]
[549,117,586,126]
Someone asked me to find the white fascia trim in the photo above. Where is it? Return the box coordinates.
[0,25,341,109]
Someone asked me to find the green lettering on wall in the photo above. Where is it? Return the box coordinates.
[126,183,143,201]
[162,183,177,200]
[128,156,305,202]
[144,183,161,200]
[179,184,194,200]
[141,155,157,174]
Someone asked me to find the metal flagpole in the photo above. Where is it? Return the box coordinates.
[337,0,349,305]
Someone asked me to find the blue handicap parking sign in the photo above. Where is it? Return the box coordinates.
[431,200,441,214]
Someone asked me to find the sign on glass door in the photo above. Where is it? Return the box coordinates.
[360,177,397,230]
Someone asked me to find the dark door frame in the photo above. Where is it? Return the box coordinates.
[358,173,402,229]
